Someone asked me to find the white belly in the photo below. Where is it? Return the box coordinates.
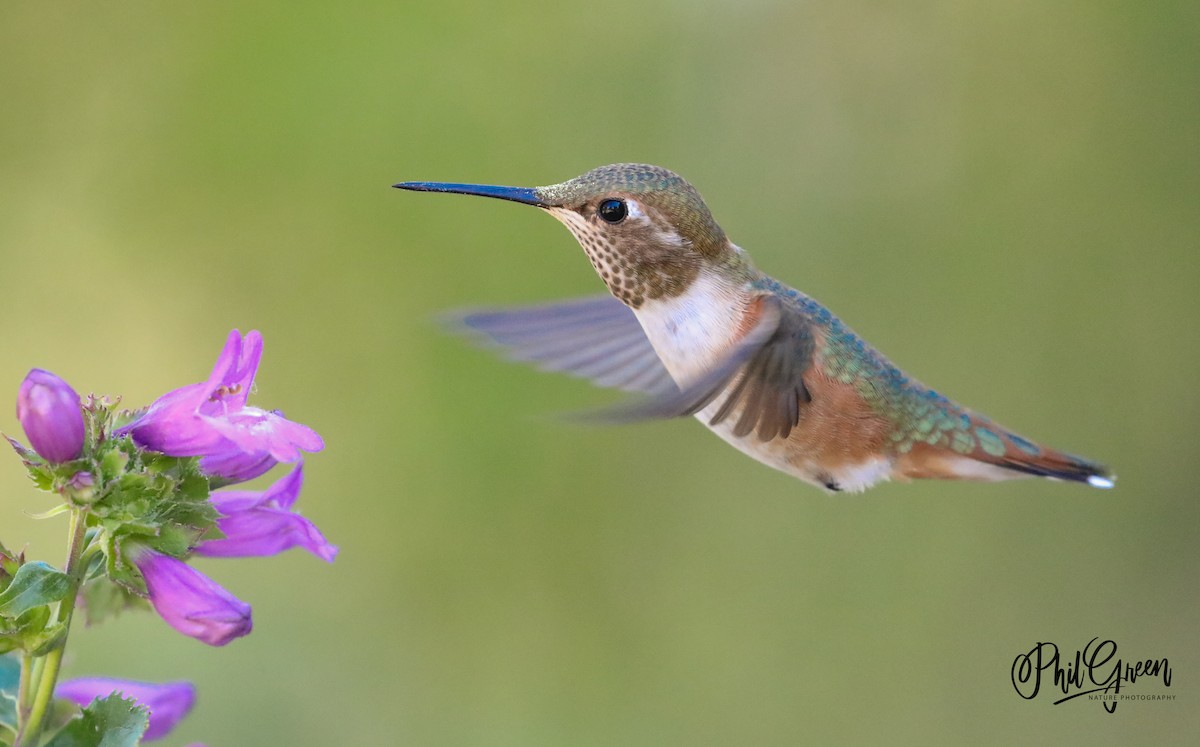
[695,404,893,492]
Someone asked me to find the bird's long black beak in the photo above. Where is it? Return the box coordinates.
[393,181,548,207]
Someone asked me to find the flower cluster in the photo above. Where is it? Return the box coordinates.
[5,329,332,743]
[116,331,334,649]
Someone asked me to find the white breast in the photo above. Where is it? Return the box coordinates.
[633,271,751,385]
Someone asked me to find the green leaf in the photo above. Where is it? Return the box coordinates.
[0,563,71,619]
[44,693,148,747]
[0,606,46,652]
[14,604,51,635]
[26,623,67,657]
[42,700,79,744]
[0,654,19,735]
[0,604,54,656]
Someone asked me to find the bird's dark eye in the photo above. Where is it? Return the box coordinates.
[598,198,627,224]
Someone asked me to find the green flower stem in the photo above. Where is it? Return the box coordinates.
[15,508,89,747]
[16,653,33,727]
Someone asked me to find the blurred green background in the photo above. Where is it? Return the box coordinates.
[2,1,1197,744]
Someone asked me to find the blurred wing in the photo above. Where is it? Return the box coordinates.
[706,296,814,440]
[451,295,679,397]
[589,295,815,441]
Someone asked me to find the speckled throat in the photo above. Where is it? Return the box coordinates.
[547,207,701,309]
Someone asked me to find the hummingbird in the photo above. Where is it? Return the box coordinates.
[395,163,1114,493]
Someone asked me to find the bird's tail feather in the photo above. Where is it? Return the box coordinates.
[896,412,1115,488]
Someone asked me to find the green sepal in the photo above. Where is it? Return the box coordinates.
[78,579,147,627]
[2,435,33,463]
[44,693,149,747]
[150,523,203,558]
[97,534,144,597]
[81,395,120,446]
[5,434,89,496]
[101,521,156,542]
[4,435,52,492]
[109,406,144,431]
[91,450,219,562]
[174,469,209,503]
[97,449,129,485]
[25,505,69,521]
[26,463,54,493]
[0,563,71,619]
[0,654,19,737]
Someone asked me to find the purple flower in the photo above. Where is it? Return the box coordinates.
[56,678,196,741]
[16,369,85,463]
[119,330,323,463]
[132,548,252,646]
[195,463,337,562]
[198,447,277,485]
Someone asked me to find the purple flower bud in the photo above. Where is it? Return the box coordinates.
[16,369,85,463]
[132,548,252,646]
[63,471,96,503]
[67,471,94,490]
[118,330,323,463]
[195,463,337,562]
[56,678,196,742]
